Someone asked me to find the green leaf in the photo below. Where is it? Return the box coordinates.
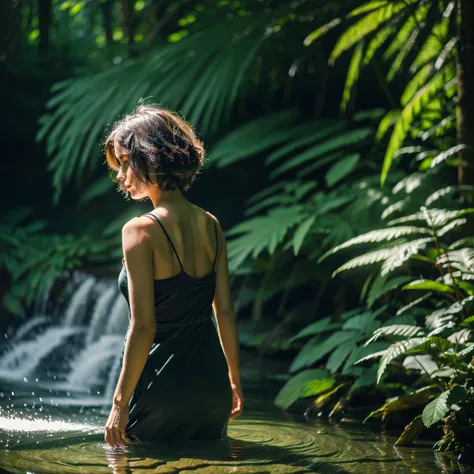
[340,41,364,113]
[422,390,449,427]
[326,342,357,373]
[402,280,456,293]
[364,386,435,422]
[289,317,341,342]
[325,153,361,187]
[460,315,474,328]
[304,18,342,46]
[274,369,330,409]
[300,378,336,397]
[290,330,360,373]
[293,216,316,256]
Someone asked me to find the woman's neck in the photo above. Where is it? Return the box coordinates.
[149,187,189,210]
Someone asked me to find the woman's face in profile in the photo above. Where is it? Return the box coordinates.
[114,139,152,200]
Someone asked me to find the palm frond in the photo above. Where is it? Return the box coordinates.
[38,15,268,201]
[381,67,455,187]
[382,2,430,61]
[271,127,372,178]
[341,40,364,112]
[329,2,408,64]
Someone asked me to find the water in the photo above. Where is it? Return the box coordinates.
[0,275,472,473]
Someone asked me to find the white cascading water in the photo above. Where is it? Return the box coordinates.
[0,273,128,404]
[0,327,80,381]
[66,334,124,390]
[62,276,96,327]
[85,286,119,346]
[105,295,129,335]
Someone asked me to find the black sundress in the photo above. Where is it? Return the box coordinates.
[117,212,233,442]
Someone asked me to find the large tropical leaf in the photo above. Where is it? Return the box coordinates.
[38,15,268,202]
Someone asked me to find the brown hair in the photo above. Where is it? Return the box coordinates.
[104,103,205,192]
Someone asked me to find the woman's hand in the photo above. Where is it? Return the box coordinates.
[105,403,131,448]
[230,382,244,419]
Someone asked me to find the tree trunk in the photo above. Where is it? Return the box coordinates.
[38,0,52,53]
[121,0,135,53]
[456,0,474,190]
[101,0,114,45]
[1,0,21,66]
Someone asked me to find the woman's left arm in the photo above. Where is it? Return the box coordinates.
[105,217,156,448]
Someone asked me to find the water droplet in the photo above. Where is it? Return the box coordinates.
[23,377,28,383]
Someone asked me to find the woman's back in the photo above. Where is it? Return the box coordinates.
[117,205,233,442]
[144,203,219,281]
[119,204,220,340]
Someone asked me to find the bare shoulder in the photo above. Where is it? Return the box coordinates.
[121,215,155,244]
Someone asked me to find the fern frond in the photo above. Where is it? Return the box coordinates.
[226,206,307,271]
[366,325,425,345]
[428,144,467,169]
[318,226,430,263]
[381,238,433,276]
[381,199,408,219]
[378,337,431,383]
[332,238,433,277]
[437,249,474,274]
[425,185,474,206]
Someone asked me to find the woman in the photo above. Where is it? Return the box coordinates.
[103,103,243,448]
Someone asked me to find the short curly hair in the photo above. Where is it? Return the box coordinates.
[104,104,205,192]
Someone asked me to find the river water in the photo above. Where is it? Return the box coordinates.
[0,274,471,473]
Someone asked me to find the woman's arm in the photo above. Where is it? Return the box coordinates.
[211,216,242,413]
[113,217,157,408]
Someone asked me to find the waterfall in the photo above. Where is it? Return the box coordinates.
[11,315,50,342]
[0,270,130,402]
[66,335,124,390]
[85,286,118,346]
[0,327,80,381]
[62,276,96,327]
[105,296,129,335]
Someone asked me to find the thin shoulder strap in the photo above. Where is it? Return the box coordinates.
[212,217,219,271]
[144,213,183,269]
